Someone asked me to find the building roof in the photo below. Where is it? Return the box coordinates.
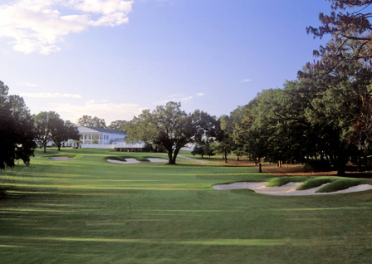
[78,126,126,135]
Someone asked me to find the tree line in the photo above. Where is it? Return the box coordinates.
[0,81,128,169]
[2,0,372,174]
[124,0,372,174]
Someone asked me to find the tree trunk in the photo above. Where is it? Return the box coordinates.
[224,148,227,163]
[336,151,346,176]
[167,150,174,164]
[259,161,262,173]
[172,148,180,164]
[358,155,362,172]
[43,144,46,153]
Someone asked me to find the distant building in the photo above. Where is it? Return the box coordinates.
[65,126,148,151]
[78,126,125,144]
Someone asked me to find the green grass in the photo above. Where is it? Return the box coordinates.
[295,177,335,190]
[316,179,371,193]
[1,148,372,263]
[265,176,372,193]
[265,176,310,187]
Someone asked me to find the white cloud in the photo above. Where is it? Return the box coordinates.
[196,93,205,97]
[241,79,252,83]
[180,96,193,102]
[20,92,82,98]
[155,95,194,105]
[0,0,134,54]
[49,100,144,123]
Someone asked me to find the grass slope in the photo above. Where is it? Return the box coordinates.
[1,148,372,263]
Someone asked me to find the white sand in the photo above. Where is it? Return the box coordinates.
[107,158,140,164]
[212,182,372,196]
[50,156,74,161]
[147,158,168,163]
[107,158,167,164]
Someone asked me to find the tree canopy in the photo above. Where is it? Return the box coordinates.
[0,81,36,169]
[77,115,107,128]
[50,120,80,151]
[108,120,127,132]
[125,102,217,164]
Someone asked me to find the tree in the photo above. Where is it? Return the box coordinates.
[216,116,234,163]
[125,102,214,164]
[0,81,36,169]
[191,144,205,158]
[34,111,62,153]
[108,120,127,132]
[301,0,372,78]
[77,115,107,128]
[203,140,215,160]
[50,120,80,151]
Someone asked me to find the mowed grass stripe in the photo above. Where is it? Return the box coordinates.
[1,148,372,264]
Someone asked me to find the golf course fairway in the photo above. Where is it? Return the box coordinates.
[1,148,372,264]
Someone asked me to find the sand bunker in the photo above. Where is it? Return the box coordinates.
[107,158,167,164]
[107,158,140,164]
[212,182,372,196]
[147,158,168,163]
[50,156,74,161]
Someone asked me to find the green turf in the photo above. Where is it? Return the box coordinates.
[316,179,372,193]
[1,148,372,263]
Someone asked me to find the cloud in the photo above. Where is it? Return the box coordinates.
[49,100,144,123]
[156,92,205,105]
[155,95,194,105]
[20,92,82,98]
[0,0,134,54]
[241,79,252,83]
[17,81,38,87]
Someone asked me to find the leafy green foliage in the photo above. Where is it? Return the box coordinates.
[125,102,218,164]
[0,81,36,169]
[316,179,370,193]
[77,115,107,128]
[296,178,335,190]
[108,120,127,132]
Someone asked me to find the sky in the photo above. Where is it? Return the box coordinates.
[0,0,333,124]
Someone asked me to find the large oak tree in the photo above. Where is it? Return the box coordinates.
[125,102,217,164]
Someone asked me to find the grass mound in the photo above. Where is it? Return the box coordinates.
[316,179,371,193]
[105,156,128,162]
[265,176,309,187]
[46,153,83,159]
[295,177,335,190]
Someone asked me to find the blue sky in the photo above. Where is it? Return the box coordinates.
[0,0,332,124]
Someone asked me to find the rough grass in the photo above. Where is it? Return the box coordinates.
[265,176,310,187]
[266,176,372,193]
[1,148,372,264]
[316,179,371,193]
[44,153,83,159]
[295,177,336,190]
